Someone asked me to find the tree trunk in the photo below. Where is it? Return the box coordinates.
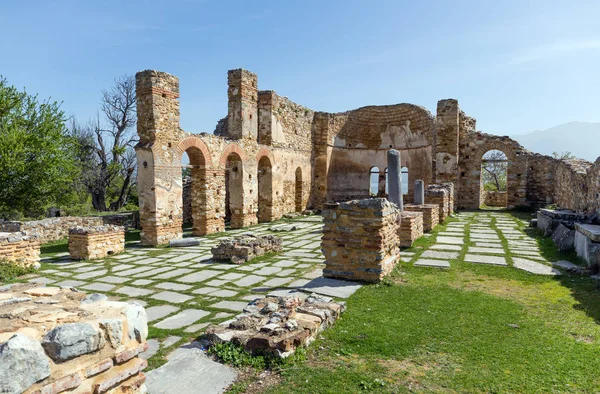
[109,168,133,211]
[91,190,107,212]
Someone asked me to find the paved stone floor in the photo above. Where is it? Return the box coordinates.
[411,211,562,275]
[30,215,362,350]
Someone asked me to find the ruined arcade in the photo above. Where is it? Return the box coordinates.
[135,68,600,246]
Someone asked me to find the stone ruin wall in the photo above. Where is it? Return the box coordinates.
[323,104,435,202]
[0,215,135,244]
[321,199,400,283]
[0,232,40,268]
[0,284,148,394]
[136,67,598,248]
[135,69,313,246]
[68,226,125,260]
[483,191,508,207]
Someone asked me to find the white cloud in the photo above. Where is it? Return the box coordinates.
[510,38,600,65]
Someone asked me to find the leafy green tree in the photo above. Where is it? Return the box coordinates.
[0,77,80,218]
[552,151,576,160]
[481,150,507,191]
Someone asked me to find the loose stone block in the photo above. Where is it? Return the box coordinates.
[0,334,50,393]
[42,323,104,362]
[211,234,282,264]
[203,295,345,357]
[68,225,125,260]
[321,199,400,283]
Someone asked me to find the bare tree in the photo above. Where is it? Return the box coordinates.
[481,150,508,191]
[73,75,137,211]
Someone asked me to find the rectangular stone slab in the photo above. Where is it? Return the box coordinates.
[575,223,600,242]
[413,259,450,268]
[464,254,507,266]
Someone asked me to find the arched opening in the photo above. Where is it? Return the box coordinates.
[182,147,208,236]
[295,167,303,212]
[369,166,380,196]
[225,152,244,228]
[257,156,273,222]
[480,150,508,208]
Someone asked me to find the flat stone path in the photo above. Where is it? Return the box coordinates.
[411,211,569,275]
[31,216,362,350]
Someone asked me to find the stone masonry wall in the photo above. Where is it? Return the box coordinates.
[484,191,508,207]
[425,185,450,221]
[404,204,439,232]
[554,158,600,214]
[321,199,400,283]
[69,226,125,260]
[0,284,148,394]
[0,232,40,268]
[399,211,424,248]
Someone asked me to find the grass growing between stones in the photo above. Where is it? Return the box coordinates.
[259,212,600,393]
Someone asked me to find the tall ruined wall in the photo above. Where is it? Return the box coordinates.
[554,158,600,214]
[323,104,435,202]
[526,154,558,208]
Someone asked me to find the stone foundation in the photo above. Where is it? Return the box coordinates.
[0,232,40,269]
[321,199,400,283]
[575,223,600,266]
[425,185,450,221]
[404,204,439,232]
[69,226,125,260]
[0,215,137,244]
[211,234,282,264]
[204,293,344,357]
[399,212,424,248]
[483,191,508,207]
[0,283,148,394]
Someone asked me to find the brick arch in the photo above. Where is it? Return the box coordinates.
[473,139,522,164]
[172,136,213,167]
[219,143,247,168]
[256,147,275,167]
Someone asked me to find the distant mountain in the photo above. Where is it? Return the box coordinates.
[511,122,600,162]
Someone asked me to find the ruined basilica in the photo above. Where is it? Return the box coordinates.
[135,68,600,246]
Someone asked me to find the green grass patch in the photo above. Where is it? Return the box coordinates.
[0,261,35,282]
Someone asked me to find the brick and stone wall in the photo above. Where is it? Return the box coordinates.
[69,226,125,260]
[425,184,450,221]
[321,199,400,283]
[0,215,136,244]
[404,204,439,232]
[0,284,148,394]
[483,191,508,207]
[0,232,40,268]
[399,211,424,247]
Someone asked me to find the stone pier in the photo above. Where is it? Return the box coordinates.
[387,150,403,210]
[414,180,425,205]
[321,199,400,283]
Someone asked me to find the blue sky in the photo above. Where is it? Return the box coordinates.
[2,0,600,136]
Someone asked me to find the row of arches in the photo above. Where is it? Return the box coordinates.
[180,141,304,234]
[369,166,409,197]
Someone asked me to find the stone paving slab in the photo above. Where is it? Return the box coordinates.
[436,236,464,245]
[420,250,459,260]
[151,291,194,304]
[430,244,462,251]
[296,277,362,299]
[114,286,154,297]
[414,259,450,268]
[468,247,505,255]
[552,260,580,270]
[146,305,180,322]
[210,300,248,312]
[513,258,561,276]
[464,254,507,266]
[154,309,210,330]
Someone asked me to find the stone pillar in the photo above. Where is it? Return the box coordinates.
[414,180,425,205]
[387,150,403,210]
[227,69,258,141]
[435,99,460,185]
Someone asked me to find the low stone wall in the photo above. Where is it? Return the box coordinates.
[484,191,508,207]
[204,293,344,357]
[211,234,282,264]
[425,185,449,221]
[321,199,400,283]
[0,284,148,394]
[399,212,424,248]
[69,226,125,260]
[0,232,40,268]
[404,204,439,232]
[0,214,137,244]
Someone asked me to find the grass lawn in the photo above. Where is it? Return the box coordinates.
[245,211,600,393]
